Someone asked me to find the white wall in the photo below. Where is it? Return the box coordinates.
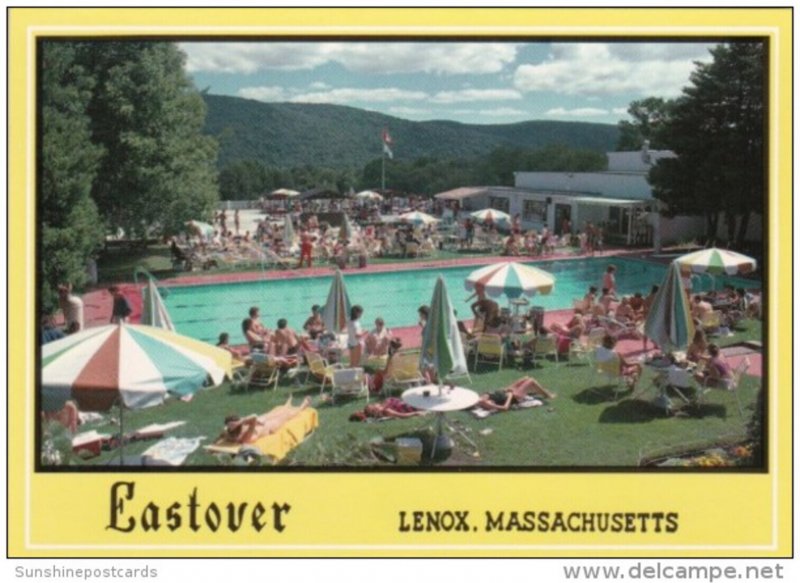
[514,172,654,200]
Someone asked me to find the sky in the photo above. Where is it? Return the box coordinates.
[180,41,715,126]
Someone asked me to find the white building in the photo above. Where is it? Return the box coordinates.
[436,144,761,248]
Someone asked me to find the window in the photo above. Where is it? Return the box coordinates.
[489,196,510,213]
[523,199,547,222]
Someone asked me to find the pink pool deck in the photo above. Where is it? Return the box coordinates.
[80,248,761,379]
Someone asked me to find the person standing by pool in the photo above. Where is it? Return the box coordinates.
[347,305,367,366]
[603,264,617,295]
[297,230,315,269]
[58,283,84,333]
[109,286,132,324]
[234,209,240,235]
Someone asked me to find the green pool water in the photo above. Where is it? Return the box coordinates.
[160,257,759,343]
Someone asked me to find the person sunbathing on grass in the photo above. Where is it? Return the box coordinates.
[222,396,312,444]
[475,376,556,412]
[349,397,428,422]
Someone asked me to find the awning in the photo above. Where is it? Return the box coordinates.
[573,196,649,207]
[434,187,488,201]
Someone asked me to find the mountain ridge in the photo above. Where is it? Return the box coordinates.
[202,93,620,169]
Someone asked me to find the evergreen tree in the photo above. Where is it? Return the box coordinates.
[80,41,219,240]
[649,43,765,246]
[615,97,675,151]
[40,43,105,312]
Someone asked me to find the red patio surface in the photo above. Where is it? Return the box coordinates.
[79,248,761,379]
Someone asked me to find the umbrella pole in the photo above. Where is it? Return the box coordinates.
[118,400,124,467]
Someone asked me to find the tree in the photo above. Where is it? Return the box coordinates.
[81,42,219,240]
[616,97,675,151]
[649,43,765,246]
[40,43,105,311]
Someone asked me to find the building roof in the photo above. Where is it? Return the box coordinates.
[434,186,488,200]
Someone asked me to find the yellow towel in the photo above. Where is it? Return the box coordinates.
[205,408,319,463]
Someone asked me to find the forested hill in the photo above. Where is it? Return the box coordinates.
[202,94,619,169]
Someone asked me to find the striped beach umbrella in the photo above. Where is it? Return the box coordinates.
[399,211,438,226]
[676,247,757,276]
[321,269,352,333]
[470,208,511,223]
[644,261,696,352]
[465,261,555,300]
[269,188,300,198]
[41,324,233,413]
[355,190,383,201]
[420,276,468,384]
[140,278,175,331]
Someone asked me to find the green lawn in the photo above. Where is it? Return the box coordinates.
[53,319,763,469]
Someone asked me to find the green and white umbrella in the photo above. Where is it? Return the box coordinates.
[141,278,175,332]
[676,247,757,276]
[321,269,352,333]
[420,276,468,386]
[465,261,555,300]
[399,211,438,226]
[470,208,511,223]
[644,261,696,352]
[41,324,233,413]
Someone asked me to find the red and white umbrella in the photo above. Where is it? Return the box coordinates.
[471,208,511,223]
[41,324,233,413]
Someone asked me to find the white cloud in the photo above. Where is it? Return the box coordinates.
[181,42,518,75]
[290,87,428,104]
[238,86,287,101]
[430,89,522,103]
[478,107,527,117]
[545,107,609,117]
[308,81,331,90]
[514,42,714,98]
[388,106,434,116]
[612,107,629,115]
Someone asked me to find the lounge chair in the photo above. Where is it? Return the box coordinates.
[473,333,505,371]
[330,367,369,403]
[592,350,632,401]
[382,351,426,396]
[531,334,559,366]
[305,352,342,392]
[231,356,280,392]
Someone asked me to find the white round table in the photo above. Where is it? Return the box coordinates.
[402,385,479,457]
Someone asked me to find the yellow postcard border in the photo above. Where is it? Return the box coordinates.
[8,7,793,557]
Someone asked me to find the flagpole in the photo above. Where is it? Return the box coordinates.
[381,148,386,193]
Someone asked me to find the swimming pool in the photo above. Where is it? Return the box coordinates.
[160,257,759,343]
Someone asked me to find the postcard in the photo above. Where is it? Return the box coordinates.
[7,6,792,558]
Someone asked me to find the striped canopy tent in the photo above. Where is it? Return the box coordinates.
[185,220,215,239]
[41,324,233,413]
[399,211,439,226]
[470,208,511,223]
[420,276,468,387]
[140,278,175,332]
[321,269,352,333]
[355,190,383,201]
[644,261,696,352]
[465,261,555,300]
[269,188,301,198]
[675,247,757,276]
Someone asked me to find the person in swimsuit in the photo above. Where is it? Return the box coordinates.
[221,396,312,444]
[475,377,556,412]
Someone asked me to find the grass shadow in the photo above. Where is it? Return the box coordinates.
[598,399,664,423]
[572,385,632,405]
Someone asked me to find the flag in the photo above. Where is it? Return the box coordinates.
[382,129,393,159]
